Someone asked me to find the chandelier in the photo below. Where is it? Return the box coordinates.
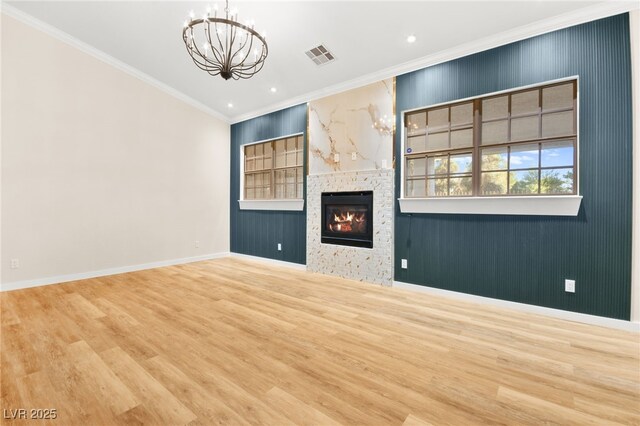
[182,1,268,80]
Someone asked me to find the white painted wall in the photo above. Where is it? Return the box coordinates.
[631,9,639,323]
[1,15,230,287]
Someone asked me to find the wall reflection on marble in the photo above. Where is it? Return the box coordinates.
[308,79,393,174]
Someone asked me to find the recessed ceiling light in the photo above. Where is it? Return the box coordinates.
[407,35,417,44]
[227,103,233,108]
[270,87,277,93]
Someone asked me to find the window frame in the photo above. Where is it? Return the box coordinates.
[399,76,582,216]
[238,133,305,211]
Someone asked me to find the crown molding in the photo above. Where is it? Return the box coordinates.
[230,0,639,124]
[0,3,231,124]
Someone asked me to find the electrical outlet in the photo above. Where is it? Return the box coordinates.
[195,240,200,248]
[334,153,340,162]
[10,259,19,269]
[381,159,388,169]
[351,152,357,161]
[401,259,408,269]
[277,243,282,251]
[565,279,575,293]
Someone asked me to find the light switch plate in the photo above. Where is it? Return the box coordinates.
[351,152,357,161]
[334,153,340,162]
[401,259,408,269]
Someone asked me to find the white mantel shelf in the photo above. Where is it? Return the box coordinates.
[398,195,583,216]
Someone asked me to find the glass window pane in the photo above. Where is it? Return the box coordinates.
[481,147,508,171]
[407,111,426,134]
[296,167,303,184]
[246,187,255,199]
[449,176,472,196]
[542,111,574,138]
[286,137,296,151]
[275,184,285,199]
[482,96,508,120]
[543,83,573,111]
[511,116,539,141]
[254,187,263,199]
[511,90,539,116]
[509,143,539,169]
[406,178,426,198]
[286,184,296,199]
[297,135,304,150]
[245,157,255,172]
[255,143,263,156]
[451,128,473,148]
[427,156,449,176]
[255,154,264,171]
[246,174,255,187]
[407,135,426,153]
[296,147,304,166]
[297,184,303,198]
[451,102,473,126]
[286,168,296,184]
[450,153,472,174]
[274,170,285,184]
[245,145,255,157]
[264,143,272,169]
[406,157,426,177]
[541,140,574,168]
[428,108,449,130]
[426,132,449,151]
[286,146,297,166]
[264,185,271,199]
[541,168,574,194]
[275,140,286,168]
[482,120,508,145]
[510,170,539,194]
[427,178,448,197]
[481,172,508,195]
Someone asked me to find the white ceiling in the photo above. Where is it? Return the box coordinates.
[4,1,635,122]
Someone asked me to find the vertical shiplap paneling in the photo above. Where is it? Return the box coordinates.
[230,104,307,264]
[394,14,632,320]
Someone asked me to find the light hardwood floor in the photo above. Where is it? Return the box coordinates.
[1,257,639,425]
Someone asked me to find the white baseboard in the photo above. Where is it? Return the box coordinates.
[0,252,230,292]
[229,252,307,271]
[393,281,640,333]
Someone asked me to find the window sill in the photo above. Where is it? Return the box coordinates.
[398,195,582,216]
[238,199,305,211]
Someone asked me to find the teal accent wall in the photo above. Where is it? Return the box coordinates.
[230,104,307,264]
[394,14,633,320]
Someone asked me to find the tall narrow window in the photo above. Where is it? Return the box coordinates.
[244,135,304,200]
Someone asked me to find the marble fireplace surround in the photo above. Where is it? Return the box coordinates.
[306,169,394,286]
[306,79,395,286]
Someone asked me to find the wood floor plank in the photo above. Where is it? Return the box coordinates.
[1,256,638,425]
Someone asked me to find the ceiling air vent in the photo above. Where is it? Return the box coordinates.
[305,44,335,66]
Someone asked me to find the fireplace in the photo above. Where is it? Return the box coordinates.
[321,191,373,248]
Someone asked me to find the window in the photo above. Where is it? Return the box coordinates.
[243,135,304,200]
[403,80,577,198]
